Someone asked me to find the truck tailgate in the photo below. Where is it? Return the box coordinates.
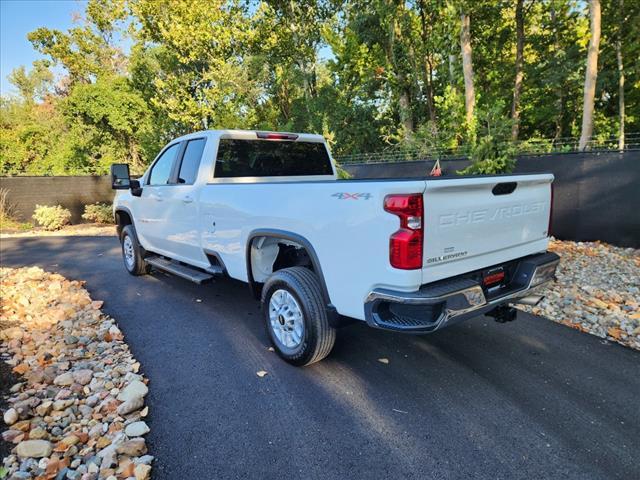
[422,174,553,283]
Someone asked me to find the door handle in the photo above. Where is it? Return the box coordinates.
[182,195,194,204]
[151,193,164,202]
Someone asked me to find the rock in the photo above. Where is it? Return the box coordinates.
[124,421,149,437]
[0,267,153,480]
[96,437,111,449]
[16,439,53,458]
[9,472,32,480]
[72,369,93,385]
[116,396,144,416]
[35,400,53,417]
[53,373,74,386]
[2,429,22,442]
[134,455,154,466]
[116,381,148,402]
[116,438,147,456]
[4,407,18,425]
[28,427,48,440]
[134,464,151,480]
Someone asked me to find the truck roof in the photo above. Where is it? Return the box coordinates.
[172,129,326,143]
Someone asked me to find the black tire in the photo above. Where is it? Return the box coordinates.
[261,267,336,366]
[120,225,150,276]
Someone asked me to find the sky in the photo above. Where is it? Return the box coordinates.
[0,0,87,95]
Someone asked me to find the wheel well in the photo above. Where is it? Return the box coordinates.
[115,210,132,237]
[249,236,314,287]
[246,232,339,327]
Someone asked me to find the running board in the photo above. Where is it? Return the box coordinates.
[145,256,220,284]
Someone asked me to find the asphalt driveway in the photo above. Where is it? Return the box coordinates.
[1,236,638,480]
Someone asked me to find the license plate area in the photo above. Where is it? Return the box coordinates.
[481,265,513,298]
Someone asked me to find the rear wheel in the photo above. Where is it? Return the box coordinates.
[120,225,149,276]
[262,267,336,366]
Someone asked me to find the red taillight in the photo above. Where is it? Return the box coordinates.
[256,132,299,140]
[384,194,423,269]
[548,183,554,237]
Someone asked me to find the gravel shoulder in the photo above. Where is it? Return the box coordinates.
[519,240,640,350]
[1,267,152,480]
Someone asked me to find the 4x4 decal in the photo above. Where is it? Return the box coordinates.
[332,193,372,200]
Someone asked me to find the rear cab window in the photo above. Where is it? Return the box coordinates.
[214,138,333,178]
[177,138,206,184]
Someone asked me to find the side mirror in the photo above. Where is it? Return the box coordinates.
[111,164,131,190]
[130,179,143,197]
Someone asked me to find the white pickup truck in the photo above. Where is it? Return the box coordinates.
[111,129,559,365]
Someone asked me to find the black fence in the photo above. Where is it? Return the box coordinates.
[1,150,638,247]
[343,150,640,248]
[0,176,114,224]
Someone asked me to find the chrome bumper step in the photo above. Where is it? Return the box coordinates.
[364,252,559,333]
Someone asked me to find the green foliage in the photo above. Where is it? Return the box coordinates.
[459,101,517,175]
[62,76,153,174]
[82,202,114,223]
[32,205,72,231]
[1,0,639,176]
[335,163,352,180]
[0,188,30,231]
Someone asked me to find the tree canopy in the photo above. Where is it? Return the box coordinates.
[1,0,638,175]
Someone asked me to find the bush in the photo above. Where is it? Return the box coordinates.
[335,163,352,180]
[82,202,113,224]
[458,101,516,175]
[458,135,516,175]
[0,188,31,231]
[32,205,71,231]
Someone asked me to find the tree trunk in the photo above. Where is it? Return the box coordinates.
[578,0,601,151]
[387,5,413,136]
[460,12,475,126]
[616,0,625,150]
[511,0,525,140]
[448,53,456,88]
[418,0,436,123]
[550,6,564,141]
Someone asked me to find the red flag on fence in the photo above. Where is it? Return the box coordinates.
[429,159,442,176]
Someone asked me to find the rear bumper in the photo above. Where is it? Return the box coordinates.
[364,251,560,333]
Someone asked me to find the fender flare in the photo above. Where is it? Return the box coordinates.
[245,229,337,322]
[114,206,135,237]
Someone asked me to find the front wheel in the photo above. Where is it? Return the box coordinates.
[261,267,336,366]
[120,225,150,276]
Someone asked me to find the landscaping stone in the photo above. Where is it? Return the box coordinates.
[116,381,148,402]
[16,440,52,458]
[0,266,153,479]
[4,408,18,426]
[124,422,149,437]
[518,240,640,350]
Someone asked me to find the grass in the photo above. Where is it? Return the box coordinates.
[0,212,32,232]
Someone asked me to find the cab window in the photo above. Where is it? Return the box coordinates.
[148,143,180,185]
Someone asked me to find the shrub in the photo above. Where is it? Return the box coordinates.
[458,135,517,175]
[458,101,516,175]
[82,202,113,224]
[335,163,352,180]
[0,188,31,231]
[32,205,71,231]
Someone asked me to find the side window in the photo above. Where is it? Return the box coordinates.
[148,143,180,186]
[177,139,206,184]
